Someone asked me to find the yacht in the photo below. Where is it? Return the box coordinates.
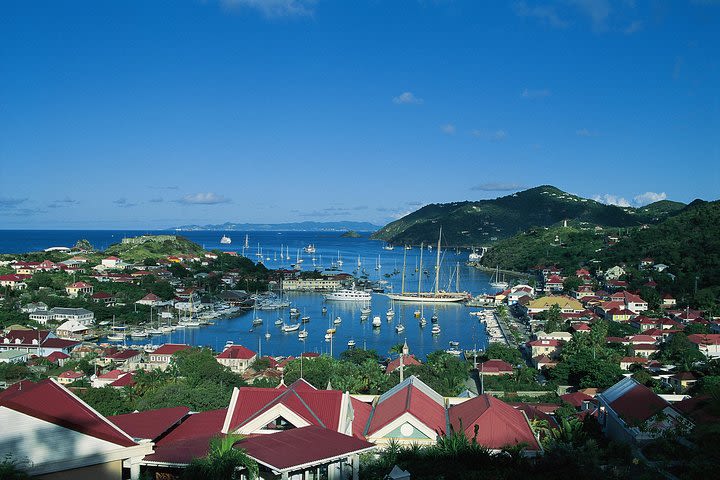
[360,305,372,315]
[431,325,441,335]
[333,316,342,325]
[347,339,356,348]
[274,318,284,326]
[489,266,509,290]
[372,316,382,328]
[395,323,405,333]
[220,235,232,245]
[419,317,427,327]
[304,244,316,254]
[289,308,301,317]
[130,330,148,339]
[298,329,308,340]
[324,284,372,302]
[252,318,263,326]
[301,315,311,323]
[107,332,125,342]
[383,244,394,251]
[281,323,300,332]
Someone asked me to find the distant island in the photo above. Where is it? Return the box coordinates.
[170,221,380,232]
[340,230,362,238]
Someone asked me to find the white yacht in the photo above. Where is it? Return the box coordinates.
[395,323,405,333]
[281,323,300,332]
[220,235,232,245]
[372,316,382,328]
[304,244,316,254]
[431,325,441,335]
[324,284,372,302]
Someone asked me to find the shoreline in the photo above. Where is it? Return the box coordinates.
[468,263,531,279]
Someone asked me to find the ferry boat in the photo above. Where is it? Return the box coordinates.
[324,284,371,302]
[220,235,232,245]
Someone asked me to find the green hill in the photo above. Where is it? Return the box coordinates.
[372,186,683,246]
[104,235,205,262]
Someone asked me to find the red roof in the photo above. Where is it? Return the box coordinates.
[223,379,352,435]
[58,370,84,380]
[109,406,190,440]
[366,378,446,436]
[609,383,669,424]
[46,351,70,362]
[152,344,191,356]
[68,281,92,288]
[546,275,564,284]
[110,373,135,387]
[528,339,562,347]
[620,356,648,364]
[143,408,228,464]
[479,359,514,374]
[0,274,30,282]
[350,397,372,439]
[386,354,421,374]
[0,379,136,447]
[627,335,657,344]
[236,425,374,471]
[109,349,141,360]
[688,334,720,346]
[139,293,161,302]
[43,338,81,349]
[560,391,593,408]
[97,369,126,380]
[216,345,256,360]
[448,395,541,451]
[2,329,50,345]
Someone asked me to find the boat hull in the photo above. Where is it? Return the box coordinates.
[386,293,468,303]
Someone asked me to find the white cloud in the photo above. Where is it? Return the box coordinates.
[471,182,526,192]
[593,191,668,208]
[634,191,667,206]
[440,124,456,135]
[220,0,315,17]
[593,194,631,207]
[393,92,424,105]
[471,129,508,141]
[178,192,231,205]
[576,128,600,137]
[522,88,551,98]
[513,1,568,28]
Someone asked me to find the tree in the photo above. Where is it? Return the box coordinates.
[563,276,582,294]
[543,304,563,333]
[340,348,380,365]
[78,386,134,416]
[657,333,705,368]
[482,342,523,365]
[182,434,258,480]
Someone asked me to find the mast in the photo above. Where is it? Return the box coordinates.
[435,227,442,296]
[418,242,424,295]
[456,262,460,292]
[401,247,407,294]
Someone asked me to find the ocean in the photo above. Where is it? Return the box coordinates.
[0,230,495,358]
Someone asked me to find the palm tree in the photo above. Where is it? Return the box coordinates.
[182,434,259,480]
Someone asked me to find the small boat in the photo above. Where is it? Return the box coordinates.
[395,323,405,333]
[274,318,283,326]
[289,308,300,317]
[107,333,125,342]
[372,316,382,328]
[419,317,427,327]
[347,339,356,348]
[161,326,173,333]
[431,314,438,323]
[326,327,336,334]
[298,329,308,340]
[383,244,394,251]
[321,306,328,314]
[445,348,462,356]
[131,330,148,338]
[301,315,311,323]
[431,325,441,335]
[252,318,263,326]
[281,323,300,332]
[386,308,395,319]
[304,244,316,254]
[413,309,421,318]
[220,235,232,244]
[333,316,342,325]
[325,333,332,341]
[360,306,372,315]
[449,340,460,348]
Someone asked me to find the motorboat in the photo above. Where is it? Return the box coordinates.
[431,325,441,335]
[333,316,342,325]
[220,235,232,245]
[298,329,308,339]
[372,316,382,328]
[274,318,283,326]
[281,323,300,332]
[347,339,356,348]
[324,284,372,302]
[395,324,405,333]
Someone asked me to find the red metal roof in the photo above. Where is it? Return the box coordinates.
[448,395,540,451]
[46,351,70,361]
[609,383,669,424]
[58,370,84,379]
[350,397,372,439]
[560,391,593,408]
[109,406,190,440]
[151,344,190,355]
[216,345,256,360]
[109,349,141,360]
[237,425,374,472]
[0,379,136,447]
[479,359,514,374]
[42,338,81,349]
[385,354,421,374]
[143,408,227,464]
[366,381,446,436]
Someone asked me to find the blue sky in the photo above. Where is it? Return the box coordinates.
[1,0,718,229]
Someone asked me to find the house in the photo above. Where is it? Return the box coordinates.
[148,344,190,364]
[528,339,563,358]
[92,369,133,388]
[447,394,542,455]
[101,256,122,268]
[662,294,677,308]
[687,334,720,358]
[135,292,163,306]
[215,345,257,373]
[0,379,152,479]
[91,292,115,304]
[478,359,514,375]
[56,319,91,340]
[536,331,573,342]
[527,295,583,315]
[364,376,447,446]
[570,323,590,333]
[107,349,143,366]
[21,301,48,313]
[629,344,659,358]
[533,354,558,369]
[221,378,370,440]
[66,281,94,297]
[0,273,30,290]
[619,357,648,371]
[669,372,698,393]
[604,265,626,281]
[560,391,594,410]
[597,377,687,445]
[0,350,29,364]
[610,291,648,314]
[573,284,596,299]
[51,307,95,325]
[606,308,635,322]
[57,370,86,385]
[46,350,71,367]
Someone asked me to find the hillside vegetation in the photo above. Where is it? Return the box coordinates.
[372,185,683,246]
[104,235,205,262]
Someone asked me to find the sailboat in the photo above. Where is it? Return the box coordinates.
[387,228,469,303]
[337,251,343,267]
[252,305,263,326]
[107,316,125,341]
[489,266,509,290]
[386,300,395,319]
[264,321,271,340]
[375,255,381,271]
